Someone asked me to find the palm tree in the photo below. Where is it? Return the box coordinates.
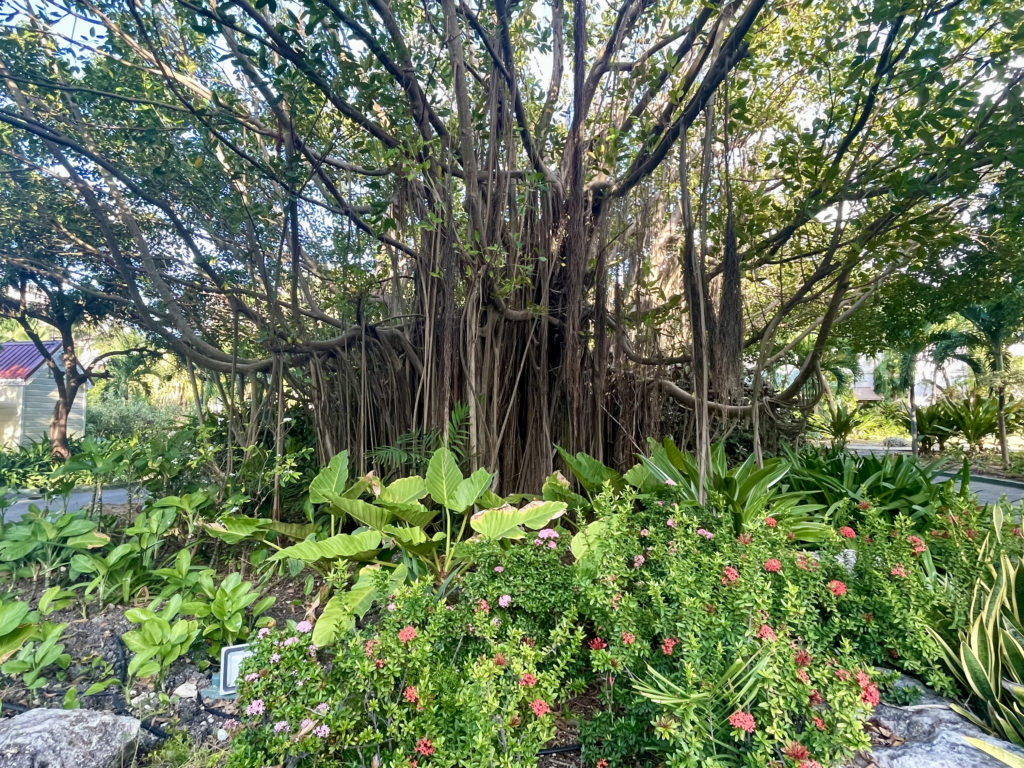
[930,291,1024,466]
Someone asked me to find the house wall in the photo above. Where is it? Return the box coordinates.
[19,369,86,446]
[0,384,22,449]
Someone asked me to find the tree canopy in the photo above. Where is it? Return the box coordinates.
[0,0,1021,486]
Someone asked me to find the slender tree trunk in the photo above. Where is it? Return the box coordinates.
[909,359,918,456]
[995,346,1008,468]
[49,397,72,460]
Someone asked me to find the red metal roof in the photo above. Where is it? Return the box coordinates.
[0,340,60,381]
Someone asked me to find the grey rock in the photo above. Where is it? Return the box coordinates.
[870,701,1024,768]
[0,707,141,768]
[172,681,198,699]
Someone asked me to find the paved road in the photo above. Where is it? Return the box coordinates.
[4,487,136,523]
[935,472,1024,505]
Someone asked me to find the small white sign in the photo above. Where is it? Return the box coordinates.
[219,643,253,696]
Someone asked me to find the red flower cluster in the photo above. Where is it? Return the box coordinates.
[856,670,880,706]
[494,653,508,666]
[737,533,753,545]
[403,686,418,703]
[812,715,826,731]
[765,517,778,528]
[783,742,810,760]
[398,626,418,644]
[364,638,379,658]
[588,637,608,651]
[764,558,782,573]
[857,500,871,510]
[828,580,847,596]
[838,526,857,539]
[519,673,538,687]
[728,710,756,733]
[794,649,813,668]
[796,669,810,684]
[808,689,824,706]
[476,599,490,614]
[415,738,435,756]
[660,637,677,655]
[907,535,926,555]
[596,760,609,768]
[721,566,739,584]
[531,698,550,717]
[757,624,777,642]
[890,564,908,578]
[621,631,635,646]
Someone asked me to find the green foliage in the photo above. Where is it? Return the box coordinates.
[366,402,472,479]
[930,535,1024,747]
[781,445,953,525]
[945,395,1004,450]
[0,597,37,662]
[123,596,201,685]
[229,564,581,768]
[0,508,110,582]
[1,620,70,693]
[191,572,275,652]
[87,396,186,442]
[811,403,865,448]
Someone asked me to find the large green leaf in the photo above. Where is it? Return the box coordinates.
[329,496,395,530]
[469,505,525,540]
[426,448,463,509]
[309,451,350,504]
[311,564,408,647]
[571,519,609,563]
[379,476,427,505]
[469,500,564,540]
[382,501,437,527]
[202,516,268,545]
[450,467,493,513]
[382,525,445,556]
[269,530,382,563]
[0,601,30,636]
[555,446,623,493]
[519,500,567,529]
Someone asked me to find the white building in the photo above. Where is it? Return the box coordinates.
[0,341,86,449]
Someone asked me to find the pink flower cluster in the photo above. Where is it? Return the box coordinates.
[696,528,714,540]
[828,580,847,596]
[721,566,739,584]
[838,526,857,539]
[398,625,418,644]
[763,558,782,573]
[728,710,756,733]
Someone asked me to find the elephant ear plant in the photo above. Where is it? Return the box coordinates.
[263,448,565,646]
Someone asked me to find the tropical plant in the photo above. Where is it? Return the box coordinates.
[191,572,275,652]
[0,509,110,583]
[366,402,472,479]
[0,621,70,694]
[780,445,955,524]
[122,595,201,686]
[902,403,958,454]
[945,395,1003,451]
[0,597,38,662]
[812,403,865,448]
[930,533,1024,747]
[258,448,564,646]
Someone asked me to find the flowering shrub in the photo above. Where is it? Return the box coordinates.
[229,545,582,768]
[224,474,1016,768]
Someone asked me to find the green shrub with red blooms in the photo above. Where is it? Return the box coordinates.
[224,480,1015,768]
[572,491,874,767]
[227,535,585,768]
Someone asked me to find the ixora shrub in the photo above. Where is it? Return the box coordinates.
[229,535,584,768]
[226,478,1008,768]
